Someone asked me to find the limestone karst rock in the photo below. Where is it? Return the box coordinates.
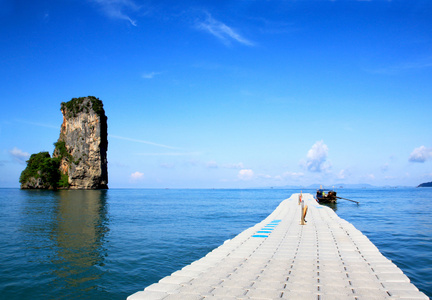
[20,96,108,189]
[54,96,108,189]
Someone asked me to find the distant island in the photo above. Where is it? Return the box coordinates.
[20,96,108,190]
[418,182,432,188]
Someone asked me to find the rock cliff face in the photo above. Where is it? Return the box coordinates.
[54,96,108,189]
[19,96,108,189]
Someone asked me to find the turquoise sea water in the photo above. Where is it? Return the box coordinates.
[0,188,431,299]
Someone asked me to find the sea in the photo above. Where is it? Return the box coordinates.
[0,188,431,299]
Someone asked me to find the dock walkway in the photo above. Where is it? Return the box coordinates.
[128,193,428,299]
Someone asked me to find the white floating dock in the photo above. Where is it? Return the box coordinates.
[128,193,428,299]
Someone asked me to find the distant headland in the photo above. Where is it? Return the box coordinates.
[20,96,108,189]
[418,182,432,188]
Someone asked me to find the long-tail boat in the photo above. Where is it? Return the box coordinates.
[316,188,337,203]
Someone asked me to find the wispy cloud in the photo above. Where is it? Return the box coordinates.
[381,163,389,172]
[223,162,244,169]
[337,169,351,180]
[253,17,298,35]
[160,163,175,169]
[43,11,50,23]
[409,145,432,163]
[110,134,180,150]
[365,57,432,75]
[142,71,162,79]
[177,160,244,169]
[206,161,218,169]
[364,174,376,181]
[196,13,254,46]
[9,147,30,164]
[90,0,140,26]
[282,171,305,179]
[15,119,58,129]
[136,152,201,156]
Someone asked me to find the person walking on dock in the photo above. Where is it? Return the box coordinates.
[299,191,308,225]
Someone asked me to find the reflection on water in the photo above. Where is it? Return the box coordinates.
[15,190,110,299]
[50,190,109,297]
[319,201,337,212]
[2,188,430,299]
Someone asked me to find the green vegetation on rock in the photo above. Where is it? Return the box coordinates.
[19,152,60,189]
[61,96,105,118]
[19,142,74,189]
[58,172,70,188]
[53,141,72,188]
[54,141,69,159]
[20,96,108,189]
[54,140,76,164]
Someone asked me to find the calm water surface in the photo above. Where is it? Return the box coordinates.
[0,188,431,299]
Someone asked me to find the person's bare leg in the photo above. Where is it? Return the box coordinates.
[302,205,308,223]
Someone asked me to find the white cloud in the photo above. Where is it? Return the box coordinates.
[142,72,162,79]
[206,161,218,169]
[238,169,254,180]
[223,162,244,169]
[305,140,330,172]
[9,147,30,164]
[90,0,139,26]
[136,152,200,156]
[130,171,144,180]
[258,174,272,179]
[196,13,254,46]
[366,57,432,75]
[160,163,175,169]
[282,171,304,179]
[337,169,350,180]
[15,119,57,129]
[366,174,375,180]
[381,163,389,172]
[110,134,180,150]
[409,146,432,163]
[43,11,50,22]
[186,159,200,167]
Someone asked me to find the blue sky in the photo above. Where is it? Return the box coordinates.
[1,0,432,188]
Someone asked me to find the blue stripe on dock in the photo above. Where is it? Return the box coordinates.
[128,195,428,300]
[253,220,281,237]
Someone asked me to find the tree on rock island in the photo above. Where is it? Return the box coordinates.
[20,96,108,190]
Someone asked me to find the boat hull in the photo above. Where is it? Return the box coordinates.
[316,189,337,203]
